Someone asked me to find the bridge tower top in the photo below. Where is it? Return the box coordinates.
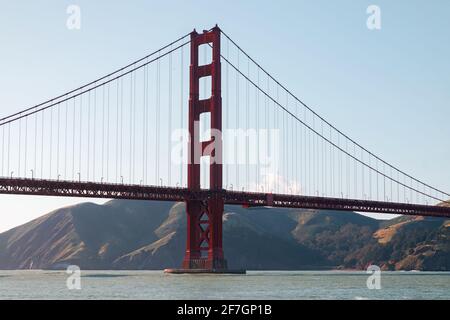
[188,25,222,191]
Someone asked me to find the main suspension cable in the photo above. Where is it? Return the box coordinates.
[220,29,450,199]
[0,39,191,127]
[0,32,191,123]
[220,52,446,203]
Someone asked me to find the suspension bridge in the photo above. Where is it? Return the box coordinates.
[1,26,449,272]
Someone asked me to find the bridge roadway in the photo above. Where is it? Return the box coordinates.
[0,177,449,218]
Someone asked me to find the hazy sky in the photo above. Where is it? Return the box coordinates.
[0,1,449,231]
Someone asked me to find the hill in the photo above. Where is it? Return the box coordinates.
[0,200,448,270]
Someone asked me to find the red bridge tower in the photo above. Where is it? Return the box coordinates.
[166,26,243,273]
[183,26,226,270]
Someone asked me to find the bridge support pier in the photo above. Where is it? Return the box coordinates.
[165,26,244,275]
[181,198,227,270]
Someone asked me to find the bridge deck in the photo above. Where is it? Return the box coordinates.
[0,178,449,218]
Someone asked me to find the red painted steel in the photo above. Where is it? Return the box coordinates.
[0,178,449,218]
[183,26,227,270]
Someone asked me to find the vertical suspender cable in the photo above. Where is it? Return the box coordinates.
[1,126,4,176]
[87,91,91,180]
[93,89,97,181]
[72,97,76,180]
[156,56,160,183]
[129,72,133,182]
[225,41,228,189]
[41,111,45,179]
[246,59,249,191]
[18,118,21,177]
[34,114,37,177]
[133,67,137,183]
[102,85,105,181]
[8,123,10,177]
[56,102,60,178]
[236,49,239,190]
[256,68,259,190]
[106,83,110,181]
[169,47,172,186]
[255,68,261,189]
[79,95,83,180]
[65,98,68,179]
[119,77,123,180]
[143,63,147,184]
[180,46,184,186]
[116,75,120,183]
[49,107,53,178]
[24,116,28,177]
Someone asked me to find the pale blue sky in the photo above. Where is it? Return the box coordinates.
[0,1,449,231]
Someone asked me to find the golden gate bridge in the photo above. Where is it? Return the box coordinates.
[0,26,449,272]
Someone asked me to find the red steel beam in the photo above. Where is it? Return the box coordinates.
[0,177,449,218]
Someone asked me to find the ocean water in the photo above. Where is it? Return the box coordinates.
[0,270,449,300]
